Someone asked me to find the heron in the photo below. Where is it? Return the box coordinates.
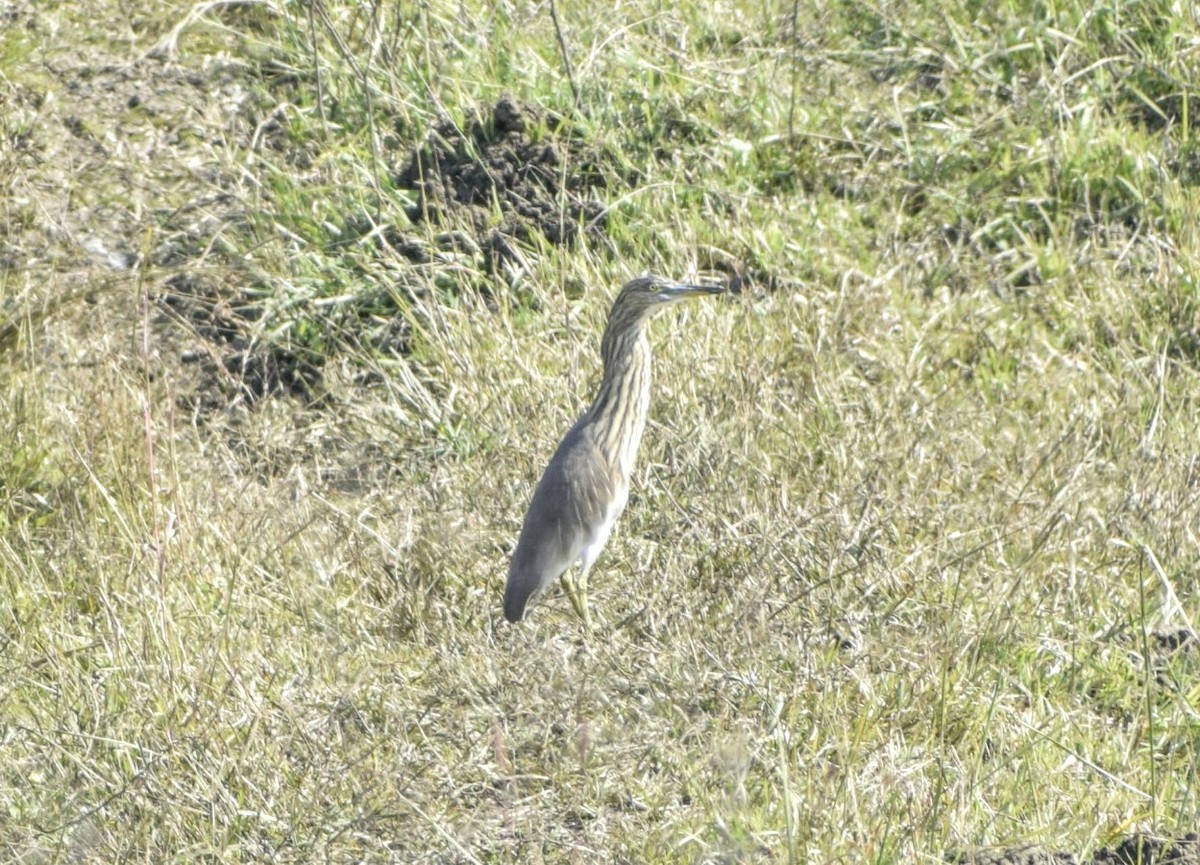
[503,274,724,625]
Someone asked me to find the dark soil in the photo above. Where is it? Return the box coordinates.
[394,94,609,271]
[390,95,785,293]
[953,833,1200,865]
[1152,629,1198,656]
[953,844,1075,865]
[1127,628,1200,688]
[159,272,324,408]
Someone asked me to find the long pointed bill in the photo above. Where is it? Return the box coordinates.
[655,282,726,302]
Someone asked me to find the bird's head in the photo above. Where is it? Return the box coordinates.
[600,273,725,361]
[613,273,725,317]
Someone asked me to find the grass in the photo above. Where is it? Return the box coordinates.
[2,0,1200,861]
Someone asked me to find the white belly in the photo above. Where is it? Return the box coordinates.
[578,482,628,574]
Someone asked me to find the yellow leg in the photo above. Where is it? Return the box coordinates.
[561,570,592,631]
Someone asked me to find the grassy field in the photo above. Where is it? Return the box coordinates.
[2,0,1199,861]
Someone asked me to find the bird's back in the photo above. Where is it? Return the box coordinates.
[503,420,622,622]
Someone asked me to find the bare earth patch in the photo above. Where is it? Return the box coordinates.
[955,834,1200,865]
[394,94,609,271]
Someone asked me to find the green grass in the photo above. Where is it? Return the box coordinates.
[2,0,1200,861]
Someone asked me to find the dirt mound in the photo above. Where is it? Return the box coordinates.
[1094,834,1200,864]
[395,95,608,270]
[953,844,1074,864]
[158,272,323,407]
[1119,628,1200,688]
[952,833,1200,865]
[1153,629,1198,655]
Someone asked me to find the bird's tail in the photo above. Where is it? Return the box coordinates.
[503,573,532,623]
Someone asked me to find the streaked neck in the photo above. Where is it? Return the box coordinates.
[586,321,651,477]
